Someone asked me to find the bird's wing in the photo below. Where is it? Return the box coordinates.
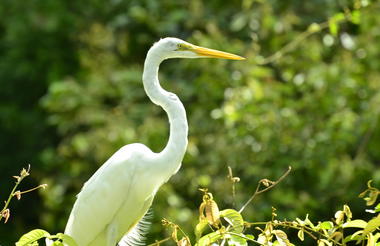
[118,195,154,246]
[65,144,154,246]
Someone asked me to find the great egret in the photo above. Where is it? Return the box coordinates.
[64,37,244,246]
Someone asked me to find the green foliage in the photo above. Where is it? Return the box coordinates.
[157,179,380,246]
[16,229,50,246]
[16,229,78,246]
[1,0,380,244]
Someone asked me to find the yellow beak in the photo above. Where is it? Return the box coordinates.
[191,45,245,60]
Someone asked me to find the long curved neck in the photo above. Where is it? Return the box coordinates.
[142,50,188,174]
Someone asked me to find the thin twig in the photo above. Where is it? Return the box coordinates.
[239,166,291,214]
[227,166,240,208]
[147,237,171,246]
[15,184,48,197]
[0,166,30,222]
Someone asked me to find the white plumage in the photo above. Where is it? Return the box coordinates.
[64,38,244,246]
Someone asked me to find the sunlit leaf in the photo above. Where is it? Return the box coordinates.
[195,219,209,240]
[220,209,244,233]
[196,231,223,246]
[351,10,361,24]
[375,203,380,212]
[366,191,379,206]
[343,205,352,220]
[329,19,339,36]
[335,210,344,224]
[245,234,255,241]
[319,221,334,230]
[297,229,304,241]
[273,230,291,246]
[205,199,220,226]
[16,229,50,246]
[228,234,247,246]
[343,230,363,243]
[363,214,380,236]
[57,233,78,246]
[343,219,367,228]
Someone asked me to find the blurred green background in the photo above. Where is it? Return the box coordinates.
[1,0,379,244]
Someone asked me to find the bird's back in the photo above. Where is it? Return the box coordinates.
[65,143,161,246]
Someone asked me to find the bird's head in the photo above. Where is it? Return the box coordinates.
[151,37,245,61]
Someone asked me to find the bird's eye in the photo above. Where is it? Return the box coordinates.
[177,43,186,51]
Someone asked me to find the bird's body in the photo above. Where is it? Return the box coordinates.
[64,38,244,246]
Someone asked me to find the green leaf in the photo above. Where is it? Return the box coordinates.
[343,231,363,243]
[220,209,244,233]
[363,214,380,236]
[195,219,209,241]
[228,234,247,246]
[333,12,345,22]
[328,13,345,37]
[245,234,255,241]
[196,231,223,246]
[343,219,367,228]
[273,230,291,246]
[52,241,63,246]
[16,229,50,246]
[297,229,304,241]
[343,205,352,219]
[351,10,361,24]
[320,221,334,230]
[366,190,379,206]
[375,203,380,212]
[57,233,78,246]
[329,19,338,36]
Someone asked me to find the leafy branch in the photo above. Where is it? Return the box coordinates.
[149,171,380,246]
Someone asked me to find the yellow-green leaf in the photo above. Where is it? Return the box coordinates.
[273,230,291,246]
[220,209,244,233]
[343,231,363,243]
[16,229,50,246]
[320,221,334,230]
[195,219,209,240]
[297,229,304,241]
[332,12,345,22]
[343,219,367,229]
[329,19,338,36]
[343,205,352,219]
[228,234,247,246]
[351,10,361,24]
[58,233,78,246]
[196,231,223,246]
[366,190,379,206]
[363,214,380,236]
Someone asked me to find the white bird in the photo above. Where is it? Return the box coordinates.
[64,37,244,246]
